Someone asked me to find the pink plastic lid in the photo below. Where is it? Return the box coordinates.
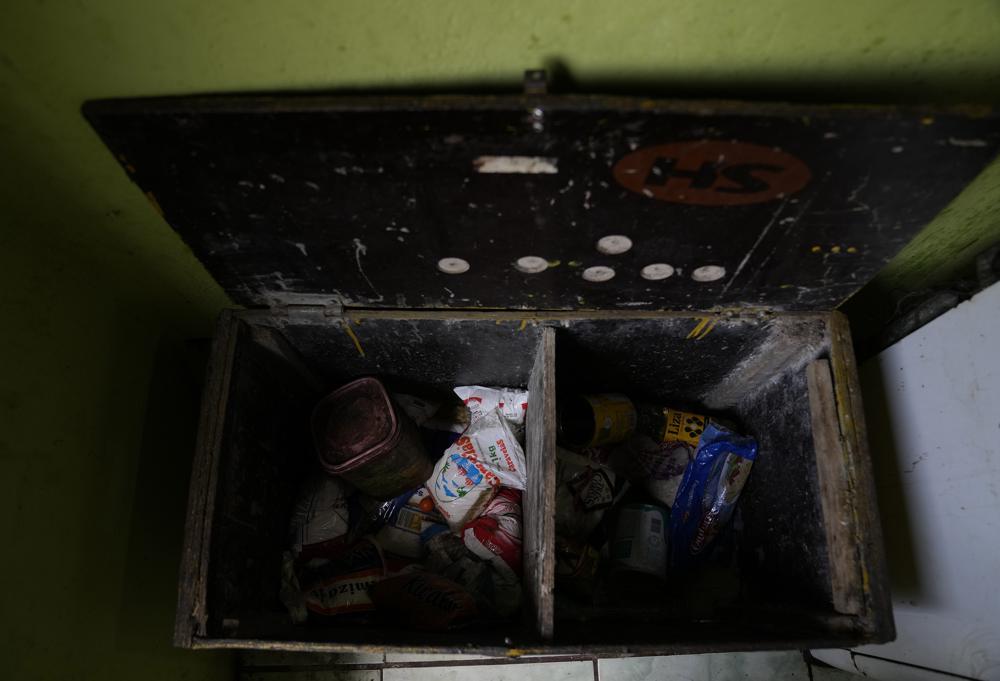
[312,377,399,473]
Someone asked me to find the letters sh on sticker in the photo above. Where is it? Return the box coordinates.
[613,141,811,206]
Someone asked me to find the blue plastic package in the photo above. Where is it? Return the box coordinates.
[668,421,757,569]
[346,487,416,545]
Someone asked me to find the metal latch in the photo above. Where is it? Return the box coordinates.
[268,297,344,324]
[524,69,547,95]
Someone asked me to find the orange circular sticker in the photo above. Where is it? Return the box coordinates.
[613,141,811,206]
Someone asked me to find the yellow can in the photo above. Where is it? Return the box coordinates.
[558,393,637,448]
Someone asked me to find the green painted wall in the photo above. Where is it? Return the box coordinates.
[2,2,998,678]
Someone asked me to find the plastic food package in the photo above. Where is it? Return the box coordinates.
[613,435,691,508]
[454,386,529,425]
[462,488,523,577]
[375,506,447,559]
[370,572,478,631]
[427,408,527,529]
[555,448,627,540]
[345,487,415,546]
[297,538,385,619]
[669,421,758,569]
[554,535,601,600]
[376,487,449,560]
[288,476,350,558]
[425,533,521,618]
[408,485,439,513]
[611,408,715,508]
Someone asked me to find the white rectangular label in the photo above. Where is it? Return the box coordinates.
[473,156,558,174]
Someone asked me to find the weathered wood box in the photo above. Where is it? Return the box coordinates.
[84,91,1000,656]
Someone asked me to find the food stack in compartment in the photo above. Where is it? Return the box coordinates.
[554,394,759,614]
[280,380,529,632]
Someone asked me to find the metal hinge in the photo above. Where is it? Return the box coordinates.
[268,297,344,323]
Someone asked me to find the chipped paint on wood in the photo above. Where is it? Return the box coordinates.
[686,316,718,340]
[342,319,365,356]
[473,156,558,174]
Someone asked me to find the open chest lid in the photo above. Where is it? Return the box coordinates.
[84,91,1000,312]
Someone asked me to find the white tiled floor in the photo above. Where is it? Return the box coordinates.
[382,660,594,681]
[242,651,384,666]
[241,650,861,681]
[598,651,814,681]
[383,652,493,662]
[244,672,380,681]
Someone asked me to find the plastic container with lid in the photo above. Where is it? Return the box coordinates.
[312,377,431,499]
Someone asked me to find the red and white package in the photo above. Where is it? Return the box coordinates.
[299,538,385,618]
[462,488,523,578]
[427,407,527,529]
[454,386,529,426]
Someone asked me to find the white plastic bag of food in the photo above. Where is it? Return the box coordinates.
[454,386,529,425]
[289,476,350,556]
[427,408,527,529]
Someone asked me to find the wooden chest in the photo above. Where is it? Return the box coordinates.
[84,90,1000,656]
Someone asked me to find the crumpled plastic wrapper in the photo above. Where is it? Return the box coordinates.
[424,532,521,618]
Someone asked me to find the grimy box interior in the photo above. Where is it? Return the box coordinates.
[187,311,554,652]
[82,90,1000,655]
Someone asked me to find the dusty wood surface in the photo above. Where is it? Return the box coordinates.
[84,94,1000,313]
[525,327,556,639]
[735,358,833,608]
[248,308,833,323]
[192,625,862,656]
[249,324,325,393]
[174,310,240,647]
[277,316,542,391]
[807,359,863,616]
[829,311,896,641]
[180,309,892,653]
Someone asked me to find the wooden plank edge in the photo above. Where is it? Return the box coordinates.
[525,327,557,640]
[828,311,896,642]
[806,359,863,615]
[235,307,832,325]
[190,628,862,656]
[539,327,556,640]
[173,309,241,647]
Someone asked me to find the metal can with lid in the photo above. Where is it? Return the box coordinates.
[312,377,431,499]
[557,393,637,448]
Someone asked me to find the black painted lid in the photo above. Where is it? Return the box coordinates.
[83,94,1000,311]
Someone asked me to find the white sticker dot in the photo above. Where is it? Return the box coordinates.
[641,263,675,281]
[515,256,548,274]
[437,257,470,274]
[582,266,615,282]
[596,234,633,255]
[691,265,726,282]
